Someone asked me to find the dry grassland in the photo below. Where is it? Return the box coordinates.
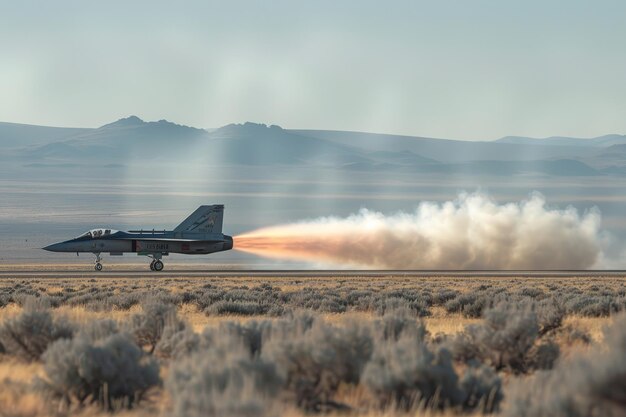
[0,275,623,417]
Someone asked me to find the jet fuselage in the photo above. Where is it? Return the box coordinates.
[43,230,233,255]
[42,204,233,271]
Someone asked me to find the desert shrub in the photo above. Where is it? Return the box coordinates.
[556,325,591,345]
[526,341,560,370]
[0,298,74,361]
[345,289,375,307]
[375,296,430,317]
[384,289,432,306]
[502,313,626,417]
[155,320,200,359]
[140,290,183,306]
[363,335,464,410]
[40,333,160,410]
[75,291,110,308]
[264,319,373,411]
[268,310,317,339]
[179,291,197,304]
[167,342,283,417]
[287,288,347,313]
[536,298,565,335]
[66,289,114,311]
[451,302,552,373]
[352,295,378,311]
[64,288,100,305]
[517,287,545,299]
[79,319,119,341]
[206,300,265,316]
[106,292,143,310]
[9,288,42,306]
[318,297,347,313]
[194,288,227,310]
[217,321,273,357]
[126,301,182,353]
[445,293,492,318]
[459,364,503,412]
[432,289,459,305]
[197,285,285,316]
[378,310,428,341]
[561,293,625,317]
[158,318,281,360]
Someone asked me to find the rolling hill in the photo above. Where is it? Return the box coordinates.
[1,116,623,177]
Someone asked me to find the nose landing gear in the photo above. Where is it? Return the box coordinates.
[94,253,103,271]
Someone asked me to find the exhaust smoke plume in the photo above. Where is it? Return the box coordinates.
[235,193,608,269]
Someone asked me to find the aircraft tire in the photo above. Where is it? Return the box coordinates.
[153,260,164,272]
[149,261,155,271]
[95,263,103,272]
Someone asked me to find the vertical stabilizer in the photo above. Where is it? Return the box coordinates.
[174,205,224,234]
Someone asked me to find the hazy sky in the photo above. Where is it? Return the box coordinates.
[1,1,625,140]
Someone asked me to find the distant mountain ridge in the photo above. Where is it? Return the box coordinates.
[0,121,90,148]
[0,116,624,177]
[497,134,626,147]
[99,115,205,133]
[294,129,595,163]
[99,115,146,129]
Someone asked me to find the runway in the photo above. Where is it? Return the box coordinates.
[0,269,625,279]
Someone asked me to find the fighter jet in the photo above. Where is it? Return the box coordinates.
[43,205,233,271]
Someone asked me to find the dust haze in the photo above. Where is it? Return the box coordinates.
[235,193,608,270]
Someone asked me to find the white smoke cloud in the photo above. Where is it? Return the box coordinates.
[235,192,609,269]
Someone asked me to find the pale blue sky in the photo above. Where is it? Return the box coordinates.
[1,1,625,139]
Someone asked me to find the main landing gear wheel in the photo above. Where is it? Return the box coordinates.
[153,260,164,272]
[149,260,155,271]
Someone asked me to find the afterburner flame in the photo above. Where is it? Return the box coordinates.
[235,229,361,265]
[235,192,607,270]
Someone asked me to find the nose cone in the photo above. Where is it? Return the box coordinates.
[43,242,69,252]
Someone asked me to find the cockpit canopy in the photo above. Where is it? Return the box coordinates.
[78,229,118,239]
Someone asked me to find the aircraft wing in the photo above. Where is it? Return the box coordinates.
[116,237,224,243]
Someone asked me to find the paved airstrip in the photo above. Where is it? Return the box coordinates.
[0,269,625,279]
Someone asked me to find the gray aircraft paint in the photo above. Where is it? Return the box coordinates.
[43,205,233,270]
